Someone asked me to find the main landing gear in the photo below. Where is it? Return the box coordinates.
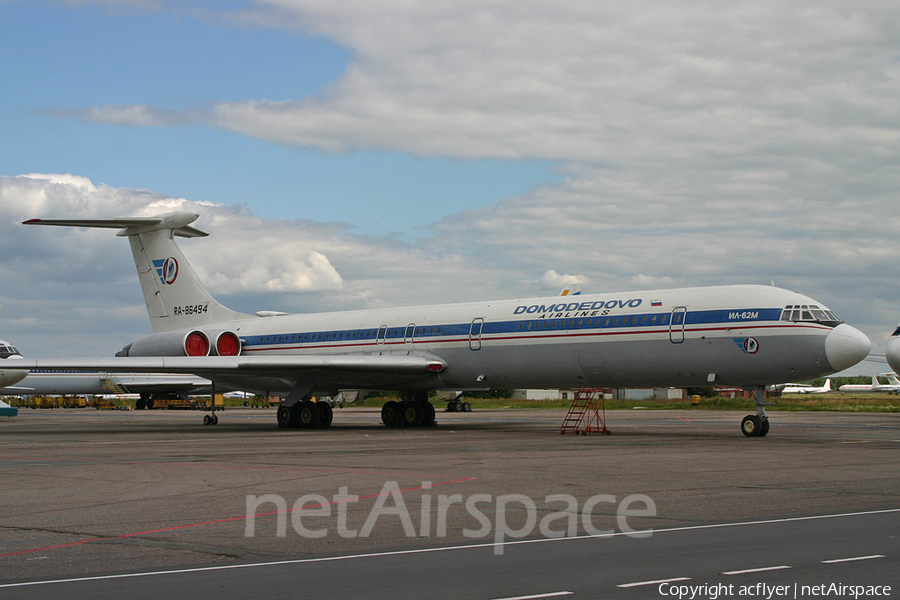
[276,383,334,429]
[276,399,334,429]
[381,391,437,428]
[445,397,472,413]
[741,386,770,437]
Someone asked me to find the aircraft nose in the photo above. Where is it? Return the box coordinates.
[825,324,871,372]
[886,336,900,375]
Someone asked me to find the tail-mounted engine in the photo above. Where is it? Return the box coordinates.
[117,329,242,357]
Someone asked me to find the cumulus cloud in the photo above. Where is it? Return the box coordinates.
[10,0,900,362]
[540,270,589,292]
[0,174,524,355]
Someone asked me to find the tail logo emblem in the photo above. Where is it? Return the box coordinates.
[153,257,179,285]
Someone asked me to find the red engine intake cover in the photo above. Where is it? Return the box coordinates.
[184,331,210,356]
[216,331,241,356]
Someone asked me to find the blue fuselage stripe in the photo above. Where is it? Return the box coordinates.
[241,307,788,352]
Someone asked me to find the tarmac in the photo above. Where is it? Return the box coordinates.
[1,406,898,584]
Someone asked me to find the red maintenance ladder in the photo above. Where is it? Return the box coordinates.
[560,388,611,435]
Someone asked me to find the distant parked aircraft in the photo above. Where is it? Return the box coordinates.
[780,379,832,394]
[839,373,900,394]
[0,339,27,388]
[0,369,215,409]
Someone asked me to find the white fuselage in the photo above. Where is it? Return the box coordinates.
[156,284,867,396]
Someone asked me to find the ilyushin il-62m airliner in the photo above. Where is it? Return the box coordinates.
[21,211,870,437]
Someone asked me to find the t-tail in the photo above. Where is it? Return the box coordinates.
[24,211,249,333]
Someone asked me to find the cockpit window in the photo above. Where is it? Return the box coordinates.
[0,344,21,358]
[780,305,842,327]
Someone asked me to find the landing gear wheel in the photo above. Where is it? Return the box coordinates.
[318,403,334,428]
[759,418,770,437]
[403,402,425,427]
[446,401,458,413]
[382,400,401,427]
[298,401,321,429]
[421,402,436,427]
[277,405,293,428]
[462,402,472,412]
[741,415,762,437]
[203,415,211,425]
[211,414,218,425]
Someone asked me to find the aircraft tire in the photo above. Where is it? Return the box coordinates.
[381,401,401,426]
[462,402,472,412]
[298,401,320,429]
[446,401,457,413]
[318,403,334,428]
[276,405,293,428]
[741,415,762,437]
[403,402,425,427]
[759,419,770,437]
[421,401,436,427]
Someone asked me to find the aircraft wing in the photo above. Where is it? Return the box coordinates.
[18,355,446,391]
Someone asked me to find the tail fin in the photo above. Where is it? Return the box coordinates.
[24,211,250,333]
[824,378,831,391]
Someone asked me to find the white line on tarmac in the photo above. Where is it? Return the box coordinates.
[617,577,691,588]
[722,565,791,575]
[1,507,898,590]
[821,554,886,564]
[489,592,574,600]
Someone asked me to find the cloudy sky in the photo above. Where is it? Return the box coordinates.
[1,1,898,375]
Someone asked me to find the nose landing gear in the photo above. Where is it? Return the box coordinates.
[741,386,770,437]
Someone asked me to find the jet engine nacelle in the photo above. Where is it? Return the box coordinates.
[118,329,241,357]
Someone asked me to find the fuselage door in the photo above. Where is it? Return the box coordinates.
[469,318,484,351]
[669,307,687,344]
[405,323,416,345]
[377,325,387,345]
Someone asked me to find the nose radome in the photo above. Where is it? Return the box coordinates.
[886,335,900,375]
[825,324,871,372]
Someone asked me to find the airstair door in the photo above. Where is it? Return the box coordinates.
[669,307,687,344]
[469,318,484,351]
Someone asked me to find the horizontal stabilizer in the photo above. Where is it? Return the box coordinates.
[23,210,208,238]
